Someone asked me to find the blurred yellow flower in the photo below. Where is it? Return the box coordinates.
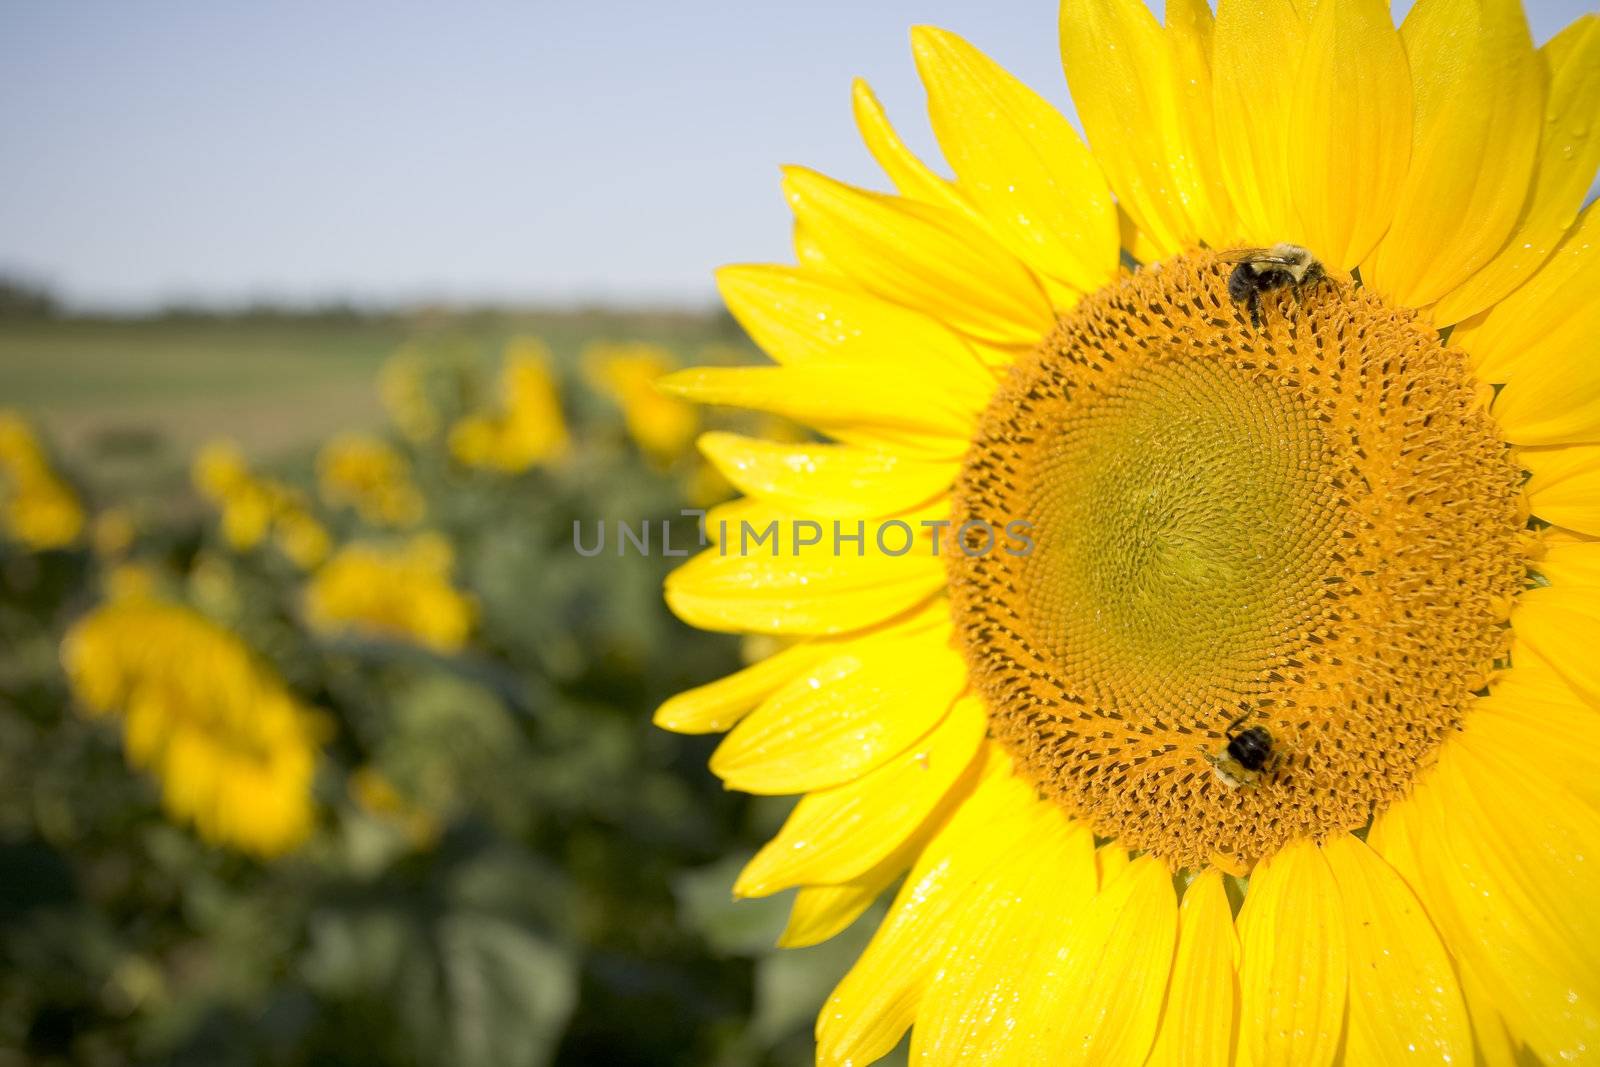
[380,348,442,443]
[304,533,476,652]
[191,439,251,500]
[583,342,699,465]
[191,440,329,569]
[0,410,86,550]
[105,561,161,603]
[349,765,439,850]
[91,507,137,560]
[448,339,568,472]
[62,589,325,857]
[316,433,424,527]
[274,509,332,571]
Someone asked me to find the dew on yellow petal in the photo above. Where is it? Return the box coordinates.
[1060,0,1213,257]
[1163,0,1240,244]
[709,629,967,795]
[697,432,956,520]
[1524,443,1600,536]
[1404,744,1600,1064]
[733,695,984,895]
[1321,832,1471,1064]
[1211,0,1312,245]
[910,26,1121,300]
[1146,868,1237,1067]
[658,365,976,460]
[1432,14,1600,325]
[902,791,1096,1065]
[1032,854,1177,1065]
[1450,201,1600,391]
[780,166,1056,348]
[815,747,1044,1066]
[713,264,995,391]
[1287,0,1412,270]
[1360,0,1543,307]
[1236,838,1348,1067]
[850,78,973,219]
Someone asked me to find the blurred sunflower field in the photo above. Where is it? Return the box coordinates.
[0,307,877,1067]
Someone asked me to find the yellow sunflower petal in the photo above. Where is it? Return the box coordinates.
[1512,584,1600,705]
[1432,15,1600,325]
[1119,208,1167,266]
[697,432,958,520]
[1236,837,1348,1067]
[1535,535,1600,588]
[1502,639,1600,712]
[1288,0,1412,270]
[1455,956,1523,1067]
[1365,801,1523,1064]
[1321,833,1472,1064]
[1468,680,1600,815]
[653,639,829,734]
[782,166,1055,347]
[783,885,885,952]
[781,849,911,950]
[664,536,946,636]
[710,630,967,794]
[1094,841,1130,889]
[1479,221,1600,445]
[907,804,1097,1065]
[1059,0,1195,258]
[1210,0,1312,244]
[779,696,969,951]
[1032,854,1178,1065]
[815,747,1041,1066]
[657,365,974,459]
[850,78,973,220]
[911,25,1120,297]
[1525,444,1600,536]
[734,696,985,894]
[1164,0,1239,243]
[1451,202,1600,386]
[1407,743,1600,1063]
[1360,0,1543,308]
[1146,868,1238,1067]
[793,222,838,276]
[714,264,994,392]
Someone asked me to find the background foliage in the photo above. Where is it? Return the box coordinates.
[0,301,889,1066]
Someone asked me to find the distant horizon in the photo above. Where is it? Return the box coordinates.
[0,270,734,318]
[4,0,1594,313]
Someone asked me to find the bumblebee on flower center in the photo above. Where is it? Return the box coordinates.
[946,249,1529,872]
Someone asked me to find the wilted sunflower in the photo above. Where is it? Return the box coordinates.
[655,0,1600,1062]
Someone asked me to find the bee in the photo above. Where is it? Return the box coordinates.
[1207,710,1275,789]
[1220,243,1325,328]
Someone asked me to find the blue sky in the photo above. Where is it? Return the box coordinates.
[1,0,1593,310]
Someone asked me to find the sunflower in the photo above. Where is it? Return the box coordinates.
[654,1,1600,1062]
[448,338,570,473]
[63,588,326,858]
[303,533,477,653]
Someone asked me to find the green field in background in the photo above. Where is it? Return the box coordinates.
[0,309,743,499]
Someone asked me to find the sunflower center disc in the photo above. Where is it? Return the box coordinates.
[946,250,1527,871]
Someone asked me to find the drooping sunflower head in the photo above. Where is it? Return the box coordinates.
[658,1,1600,1062]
